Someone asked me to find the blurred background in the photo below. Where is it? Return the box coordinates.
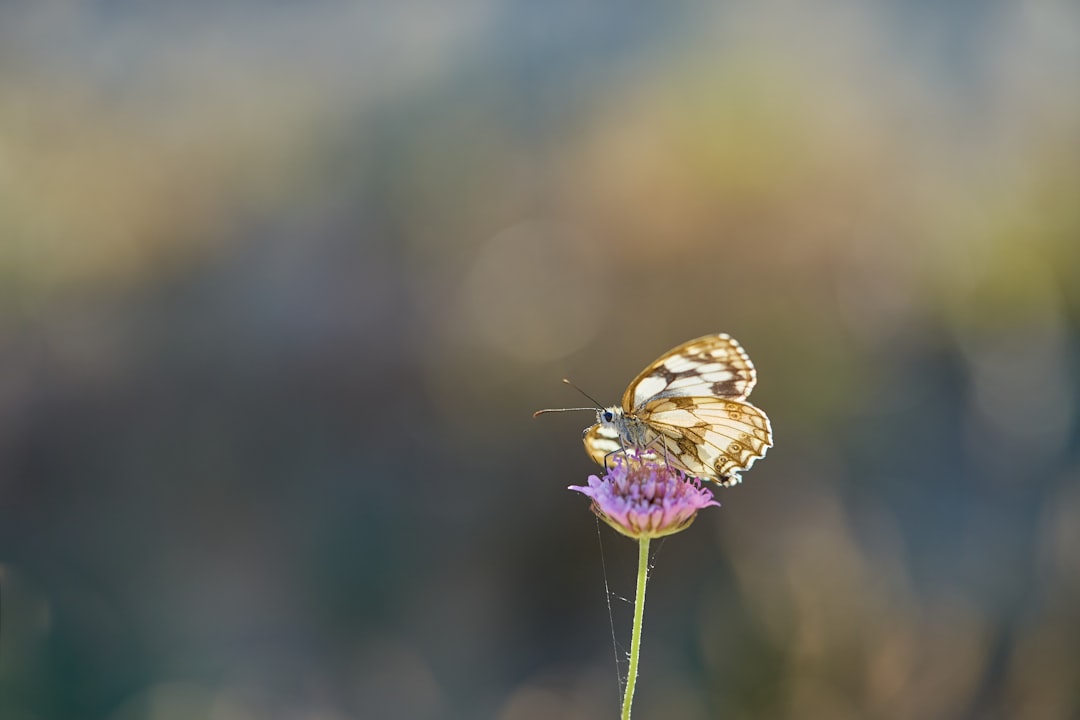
[2,1,1080,719]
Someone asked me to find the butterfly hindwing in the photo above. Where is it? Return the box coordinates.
[582,423,623,467]
[640,397,772,486]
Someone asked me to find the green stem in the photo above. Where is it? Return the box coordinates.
[621,536,651,720]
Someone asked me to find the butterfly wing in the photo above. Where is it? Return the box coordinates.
[582,423,624,467]
[639,396,773,486]
[621,334,757,413]
[583,421,669,468]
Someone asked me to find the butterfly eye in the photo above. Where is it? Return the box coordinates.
[602,411,614,423]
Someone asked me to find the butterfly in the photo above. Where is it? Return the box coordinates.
[537,334,772,486]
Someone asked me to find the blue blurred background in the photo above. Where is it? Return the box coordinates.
[2,2,1080,719]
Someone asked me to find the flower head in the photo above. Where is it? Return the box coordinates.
[569,453,720,539]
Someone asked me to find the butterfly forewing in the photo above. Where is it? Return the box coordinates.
[621,334,757,412]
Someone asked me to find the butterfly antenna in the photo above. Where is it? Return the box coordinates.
[532,407,595,417]
[533,378,606,417]
[560,378,605,409]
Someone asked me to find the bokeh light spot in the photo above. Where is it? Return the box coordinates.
[465,220,609,365]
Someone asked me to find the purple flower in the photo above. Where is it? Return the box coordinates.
[569,454,720,539]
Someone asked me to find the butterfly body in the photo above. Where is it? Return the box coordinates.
[580,334,773,486]
[593,406,650,450]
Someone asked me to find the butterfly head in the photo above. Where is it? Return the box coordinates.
[597,406,620,426]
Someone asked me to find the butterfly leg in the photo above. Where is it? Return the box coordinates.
[640,433,674,471]
[601,444,629,471]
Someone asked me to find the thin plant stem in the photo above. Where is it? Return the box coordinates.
[621,536,651,720]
